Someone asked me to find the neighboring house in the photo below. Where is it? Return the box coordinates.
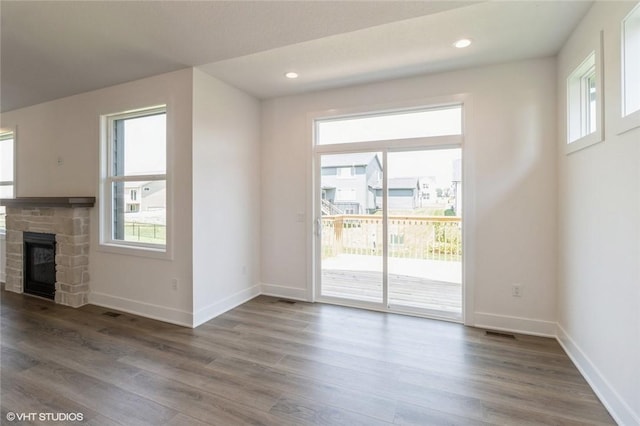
[374,177,421,211]
[123,181,166,214]
[418,176,437,206]
[321,153,382,214]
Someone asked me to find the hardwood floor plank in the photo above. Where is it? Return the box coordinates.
[270,395,393,426]
[206,355,398,423]
[165,413,212,426]
[1,366,102,425]
[118,352,283,412]
[393,401,493,426]
[21,362,177,425]
[0,292,615,425]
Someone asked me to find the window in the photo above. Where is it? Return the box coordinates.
[0,130,15,233]
[316,105,462,145]
[567,52,597,144]
[102,106,167,250]
[623,3,640,117]
[566,41,603,153]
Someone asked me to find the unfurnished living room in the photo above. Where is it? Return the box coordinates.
[0,1,638,425]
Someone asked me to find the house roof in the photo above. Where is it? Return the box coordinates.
[388,177,418,190]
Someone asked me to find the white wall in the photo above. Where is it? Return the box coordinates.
[191,69,261,326]
[0,69,195,325]
[557,3,640,425]
[261,57,558,335]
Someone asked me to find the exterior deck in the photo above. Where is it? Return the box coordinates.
[321,254,462,319]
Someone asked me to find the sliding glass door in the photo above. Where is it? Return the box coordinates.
[319,152,384,303]
[386,149,462,319]
[314,104,463,321]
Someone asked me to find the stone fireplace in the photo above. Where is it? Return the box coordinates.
[1,197,95,307]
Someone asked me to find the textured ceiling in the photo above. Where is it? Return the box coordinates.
[0,0,474,112]
[200,1,592,99]
[0,1,591,112]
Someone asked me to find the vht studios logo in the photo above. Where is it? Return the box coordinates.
[6,412,84,422]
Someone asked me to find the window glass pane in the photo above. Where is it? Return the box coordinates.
[586,71,597,133]
[114,113,166,176]
[111,180,166,245]
[567,52,596,143]
[0,185,13,198]
[0,133,14,182]
[623,4,640,116]
[317,106,462,145]
[0,185,13,231]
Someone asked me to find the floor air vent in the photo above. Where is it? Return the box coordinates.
[102,311,122,318]
[485,330,516,339]
[278,299,296,305]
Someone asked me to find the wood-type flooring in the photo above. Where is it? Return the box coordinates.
[0,291,615,425]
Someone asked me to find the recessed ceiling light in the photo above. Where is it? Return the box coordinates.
[454,39,472,49]
[285,72,299,79]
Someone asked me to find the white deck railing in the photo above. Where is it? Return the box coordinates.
[322,215,462,262]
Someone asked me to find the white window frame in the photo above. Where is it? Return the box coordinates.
[566,46,604,153]
[310,94,469,323]
[99,105,169,257]
[0,128,16,235]
[621,2,640,132]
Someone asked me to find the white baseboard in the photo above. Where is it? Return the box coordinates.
[557,324,639,426]
[192,284,261,328]
[88,291,193,327]
[260,282,309,301]
[473,312,556,337]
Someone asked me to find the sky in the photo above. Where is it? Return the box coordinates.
[0,135,14,182]
[388,149,460,186]
[123,114,166,176]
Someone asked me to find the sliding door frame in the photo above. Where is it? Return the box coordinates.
[310,96,469,322]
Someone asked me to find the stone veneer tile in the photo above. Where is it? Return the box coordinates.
[4,206,91,307]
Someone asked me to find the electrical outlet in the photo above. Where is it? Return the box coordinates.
[171,278,178,291]
[512,284,522,297]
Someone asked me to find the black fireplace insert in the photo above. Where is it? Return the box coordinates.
[23,232,56,300]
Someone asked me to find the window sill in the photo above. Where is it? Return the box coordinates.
[97,242,172,260]
[617,109,640,135]
[566,129,603,155]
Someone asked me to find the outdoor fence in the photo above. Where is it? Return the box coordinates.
[322,215,462,262]
[124,222,166,244]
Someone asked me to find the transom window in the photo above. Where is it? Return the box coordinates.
[102,106,167,249]
[316,105,462,145]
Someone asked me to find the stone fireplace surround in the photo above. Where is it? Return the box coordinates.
[1,197,95,307]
